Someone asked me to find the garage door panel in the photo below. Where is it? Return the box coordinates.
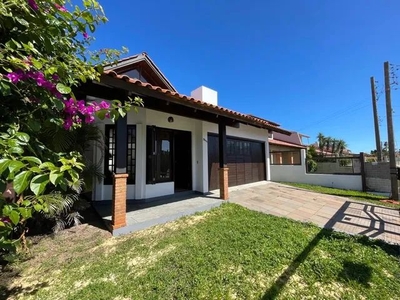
[208,134,265,190]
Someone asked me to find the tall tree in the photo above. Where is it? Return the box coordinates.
[325,137,333,155]
[317,133,325,152]
[337,140,347,156]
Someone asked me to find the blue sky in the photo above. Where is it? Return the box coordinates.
[89,0,400,153]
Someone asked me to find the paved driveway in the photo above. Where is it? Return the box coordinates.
[228,182,400,244]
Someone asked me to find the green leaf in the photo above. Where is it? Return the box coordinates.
[33,203,43,212]
[54,99,64,111]
[0,159,11,175]
[30,174,49,196]
[31,59,42,70]
[9,211,20,225]
[96,109,107,120]
[29,166,41,173]
[15,17,29,26]
[56,83,71,94]
[11,39,21,49]
[27,119,41,132]
[60,165,71,172]
[117,107,126,118]
[15,132,30,143]
[9,147,24,154]
[22,200,31,206]
[39,162,56,170]
[0,81,11,96]
[68,169,79,182]
[22,156,42,165]
[47,67,58,75]
[8,161,25,174]
[13,171,33,194]
[49,171,63,185]
[18,208,31,219]
[89,24,95,33]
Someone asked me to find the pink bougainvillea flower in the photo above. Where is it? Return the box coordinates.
[83,32,89,39]
[55,4,68,12]
[63,117,73,130]
[63,98,76,114]
[85,105,95,115]
[6,72,23,84]
[28,0,39,10]
[85,115,95,124]
[99,100,110,110]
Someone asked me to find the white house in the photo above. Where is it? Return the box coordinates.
[80,52,290,231]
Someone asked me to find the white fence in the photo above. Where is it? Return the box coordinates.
[270,149,363,191]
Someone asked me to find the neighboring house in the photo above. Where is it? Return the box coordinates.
[269,131,308,165]
[78,52,291,230]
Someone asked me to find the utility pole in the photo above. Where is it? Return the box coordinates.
[384,61,399,200]
[370,77,382,161]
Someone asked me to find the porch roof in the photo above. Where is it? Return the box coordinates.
[100,70,291,135]
[269,139,307,149]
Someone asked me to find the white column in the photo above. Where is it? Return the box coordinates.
[300,149,307,173]
[265,139,271,181]
[135,123,146,200]
[201,123,209,193]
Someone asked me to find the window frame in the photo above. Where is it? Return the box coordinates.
[270,150,302,166]
[104,124,136,185]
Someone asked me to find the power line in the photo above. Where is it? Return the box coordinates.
[297,100,370,132]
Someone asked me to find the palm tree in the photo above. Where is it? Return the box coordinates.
[317,133,325,152]
[30,123,105,232]
[325,137,333,155]
[331,139,337,155]
[337,140,348,156]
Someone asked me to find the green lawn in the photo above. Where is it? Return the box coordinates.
[280,182,399,208]
[2,203,400,299]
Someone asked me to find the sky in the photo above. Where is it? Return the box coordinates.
[87,0,400,153]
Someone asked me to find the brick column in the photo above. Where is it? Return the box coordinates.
[219,167,229,200]
[111,173,128,230]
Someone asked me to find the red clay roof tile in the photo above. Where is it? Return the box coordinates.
[103,70,290,133]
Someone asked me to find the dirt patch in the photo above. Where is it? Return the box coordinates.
[0,223,110,299]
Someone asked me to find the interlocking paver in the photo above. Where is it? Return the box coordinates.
[229,181,400,244]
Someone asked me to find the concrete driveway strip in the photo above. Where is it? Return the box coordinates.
[228,182,400,244]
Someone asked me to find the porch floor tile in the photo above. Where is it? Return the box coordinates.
[93,192,223,236]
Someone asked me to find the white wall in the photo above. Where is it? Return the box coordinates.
[145,182,174,198]
[270,149,363,191]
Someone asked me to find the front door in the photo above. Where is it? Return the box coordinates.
[146,126,192,192]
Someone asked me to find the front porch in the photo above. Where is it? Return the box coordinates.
[93,192,223,236]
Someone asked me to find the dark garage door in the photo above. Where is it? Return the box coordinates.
[208,134,266,191]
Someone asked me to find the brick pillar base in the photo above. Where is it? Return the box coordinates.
[219,167,229,200]
[111,173,128,230]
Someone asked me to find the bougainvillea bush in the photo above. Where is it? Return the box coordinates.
[0,0,139,256]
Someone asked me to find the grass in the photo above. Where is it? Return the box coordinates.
[280,182,399,209]
[2,203,400,299]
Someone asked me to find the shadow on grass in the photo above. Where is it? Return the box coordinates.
[338,261,372,287]
[261,229,330,299]
[0,281,49,299]
[262,200,400,299]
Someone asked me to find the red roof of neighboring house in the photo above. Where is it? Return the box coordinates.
[102,70,291,134]
[269,139,307,149]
